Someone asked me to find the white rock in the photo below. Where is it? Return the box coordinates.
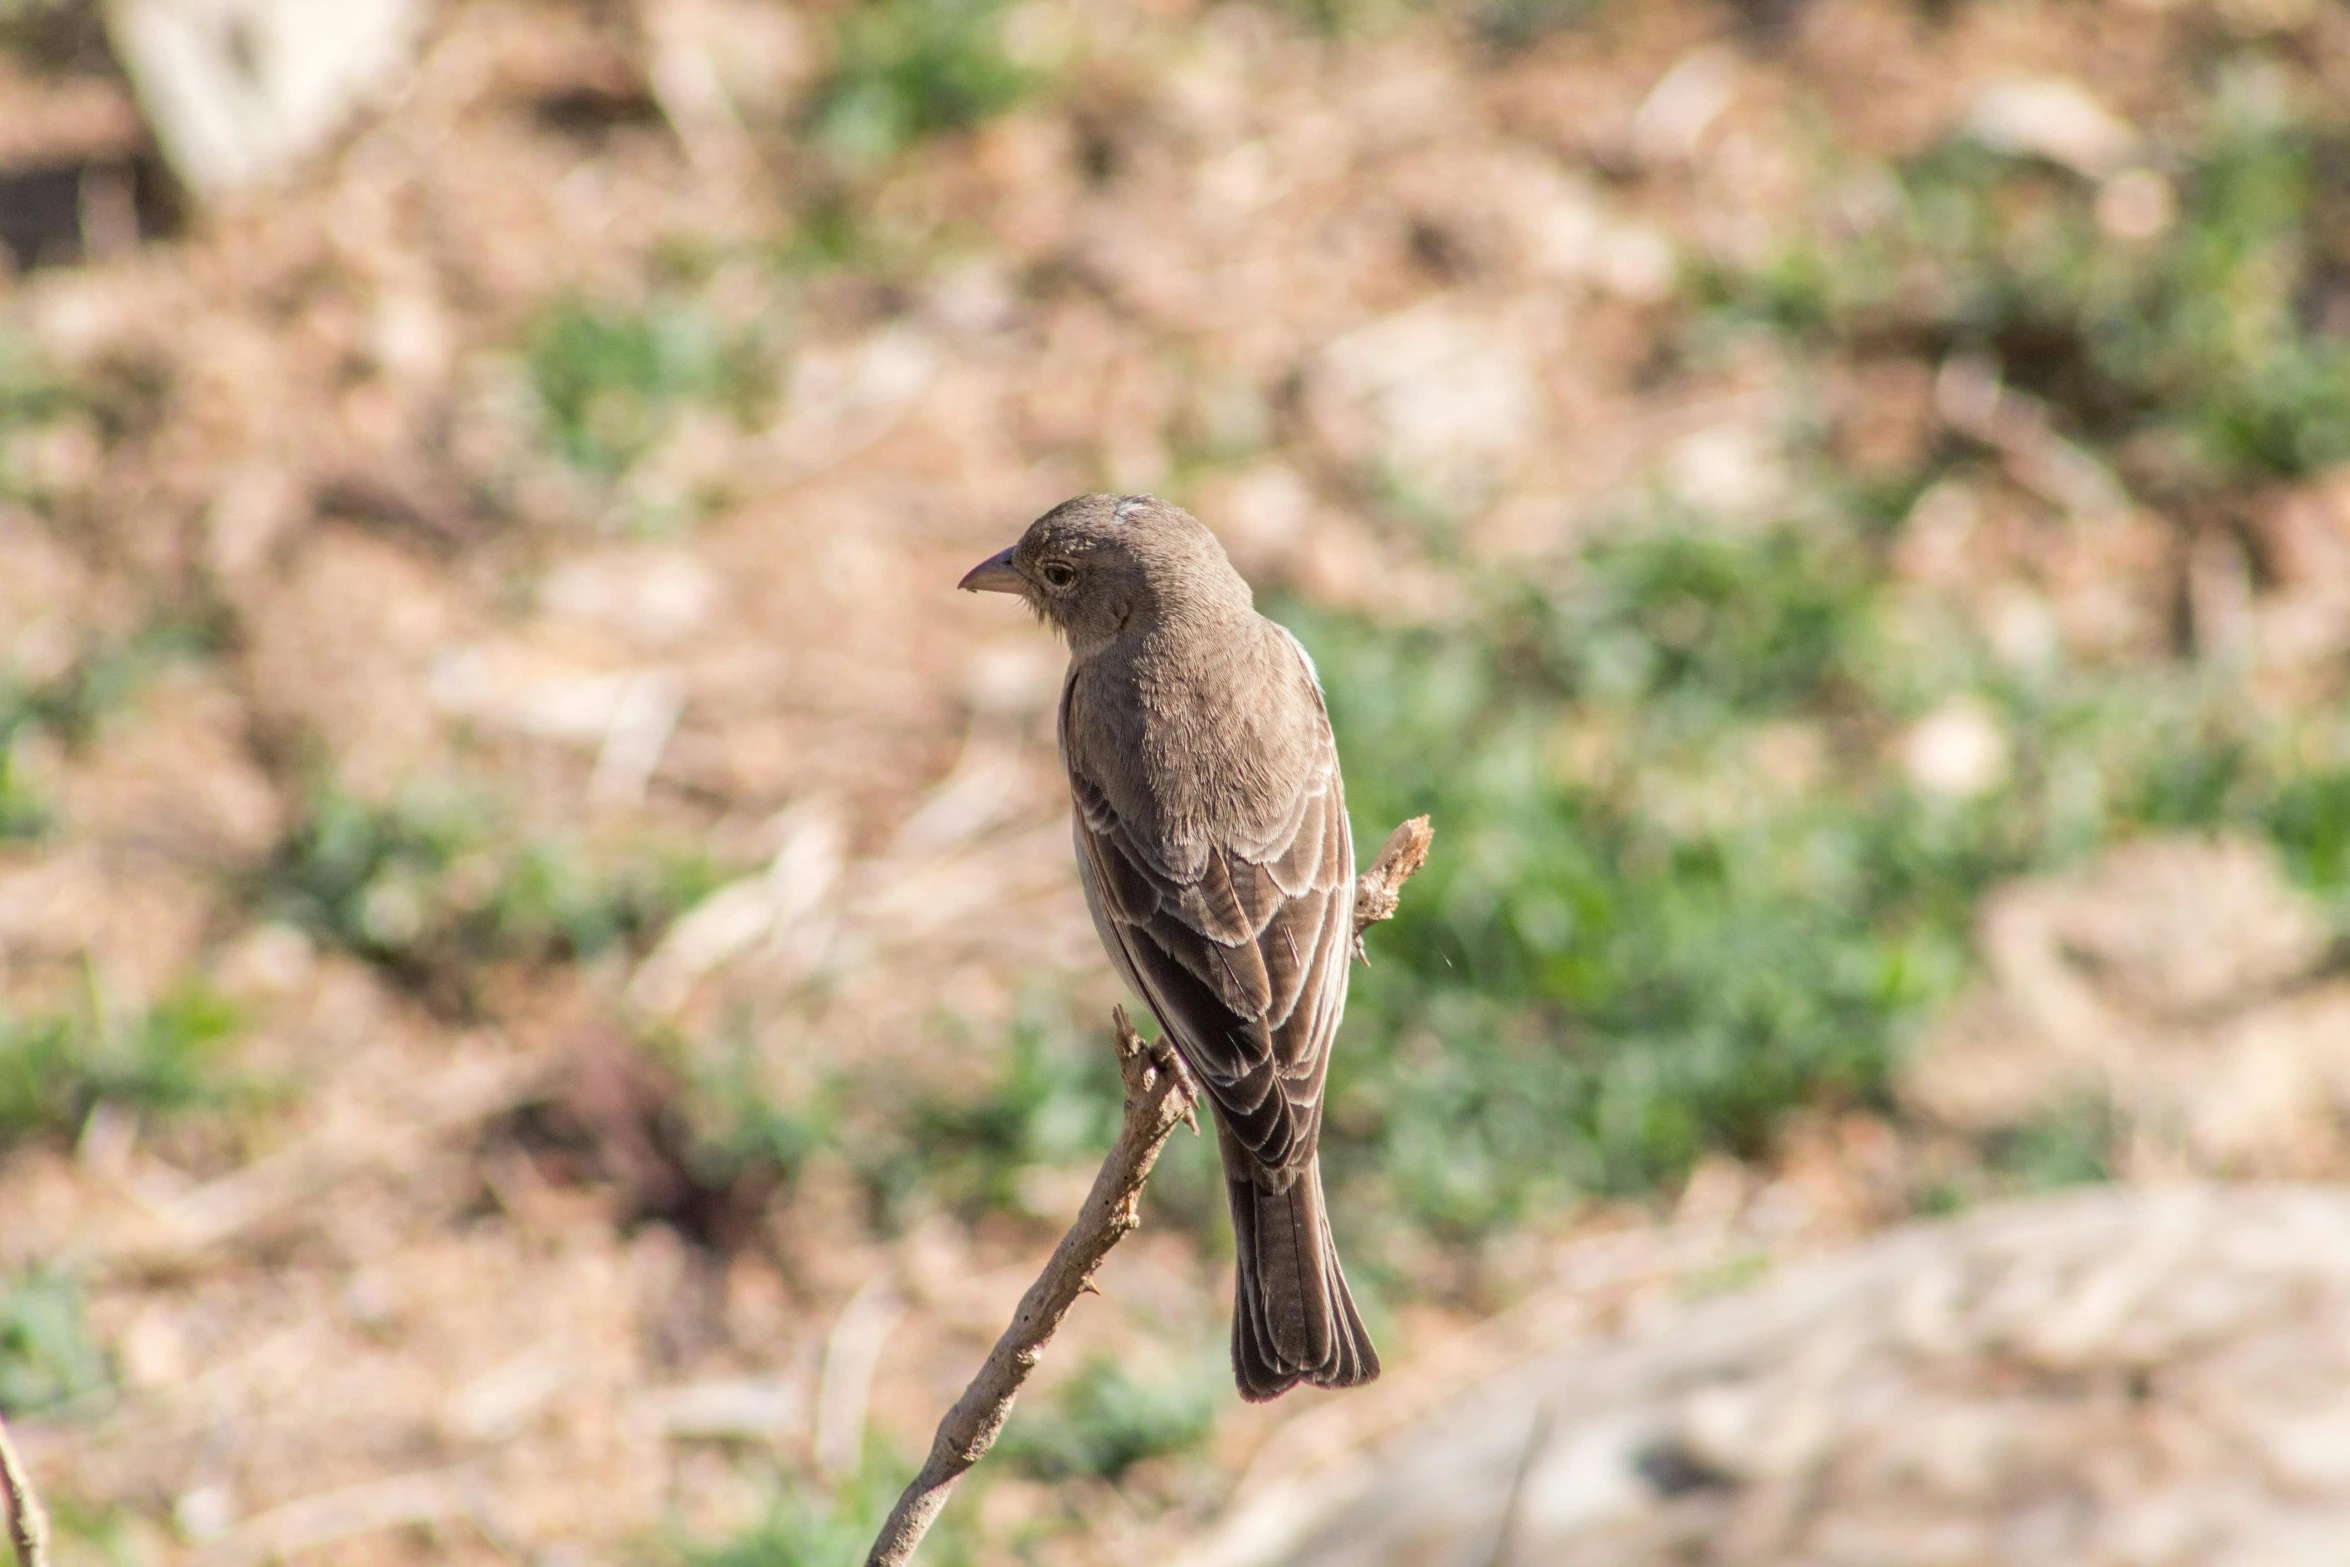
[1667,424,1786,519]
[1965,78,2138,178]
[1594,222,1678,302]
[1520,1414,1658,1535]
[106,0,421,196]
[2096,167,2177,240]
[1632,45,1739,165]
[1230,1189,2350,1567]
[174,1483,238,1543]
[1901,697,2009,800]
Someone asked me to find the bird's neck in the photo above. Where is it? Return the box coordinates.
[1068,590,1253,664]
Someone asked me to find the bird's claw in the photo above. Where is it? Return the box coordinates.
[1151,1037,1201,1126]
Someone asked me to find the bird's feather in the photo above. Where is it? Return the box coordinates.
[1063,632,1353,1176]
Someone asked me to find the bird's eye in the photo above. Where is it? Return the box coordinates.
[1039,561,1077,589]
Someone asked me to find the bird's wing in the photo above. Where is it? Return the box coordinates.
[1066,662,1355,1175]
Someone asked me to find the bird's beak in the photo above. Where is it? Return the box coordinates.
[958,545,1024,595]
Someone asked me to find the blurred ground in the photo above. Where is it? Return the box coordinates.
[1251,1184,2350,1567]
[4,0,2350,1563]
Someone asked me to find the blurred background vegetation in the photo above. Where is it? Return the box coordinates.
[5,0,2350,1562]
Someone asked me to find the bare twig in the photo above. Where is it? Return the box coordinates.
[864,817,1433,1567]
[861,1004,1191,1564]
[0,1409,50,1567]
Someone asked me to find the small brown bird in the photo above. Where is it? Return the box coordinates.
[960,493,1379,1400]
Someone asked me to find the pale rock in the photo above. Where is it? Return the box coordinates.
[1900,697,2009,800]
[1965,78,2138,178]
[1242,1188,2350,1567]
[1903,836,2350,1178]
[368,289,451,387]
[106,0,421,196]
[1982,584,2063,674]
[1667,424,1786,520]
[442,1347,571,1444]
[1631,45,1739,166]
[1520,1414,1657,1536]
[1487,155,1677,300]
[174,1483,238,1543]
[2095,168,2177,241]
[204,462,304,582]
[1594,222,1678,302]
[217,921,317,998]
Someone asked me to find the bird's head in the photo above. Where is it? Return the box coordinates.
[959,494,1250,652]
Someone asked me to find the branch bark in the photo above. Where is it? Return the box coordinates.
[0,1409,50,1567]
[863,815,1433,1567]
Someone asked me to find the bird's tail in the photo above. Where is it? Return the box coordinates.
[1227,1160,1380,1401]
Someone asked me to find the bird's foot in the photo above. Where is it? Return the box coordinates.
[1110,1005,1200,1133]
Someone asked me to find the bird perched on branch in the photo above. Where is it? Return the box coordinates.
[960,494,1379,1400]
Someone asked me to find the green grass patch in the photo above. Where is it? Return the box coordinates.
[1282,510,2350,1247]
[998,1354,1219,1483]
[810,0,1035,165]
[0,984,241,1149]
[845,1001,1224,1238]
[0,729,46,839]
[685,1479,880,1567]
[675,1447,976,1567]
[1259,0,1603,46]
[525,294,776,480]
[0,616,223,840]
[1916,1094,2125,1215]
[879,1008,1124,1220]
[1983,1095,2120,1191]
[0,1269,109,1415]
[0,329,80,498]
[1698,71,2350,486]
[263,785,721,1001]
[641,996,1228,1248]
[650,1018,837,1200]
